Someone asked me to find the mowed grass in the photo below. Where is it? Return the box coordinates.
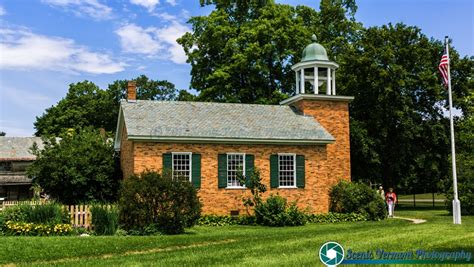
[398,193,446,200]
[0,209,472,267]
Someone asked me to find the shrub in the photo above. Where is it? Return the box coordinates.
[255,195,307,227]
[119,171,201,235]
[307,212,367,223]
[3,203,69,224]
[91,205,119,235]
[329,180,387,220]
[197,215,256,226]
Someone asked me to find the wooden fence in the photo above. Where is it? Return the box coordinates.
[1,200,113,229]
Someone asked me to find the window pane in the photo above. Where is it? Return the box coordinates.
[172,153,190,181]
[279,155,295,187]
[227,154,244,187]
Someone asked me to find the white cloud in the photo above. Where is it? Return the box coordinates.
[115,24,163,55]
[0,6,6,16]
[130,0,159,11]
[42,0,112,20]
[115,21,189,64]
[0,27,126,74]
[166,0,177,6]
[155,21,189,64]
[156,12,177,21]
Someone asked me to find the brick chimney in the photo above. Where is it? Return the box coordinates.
[127,81,136,102]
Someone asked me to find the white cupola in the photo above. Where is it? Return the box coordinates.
[292,34,339,95]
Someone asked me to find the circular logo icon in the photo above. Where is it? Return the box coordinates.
[319,241,344,266]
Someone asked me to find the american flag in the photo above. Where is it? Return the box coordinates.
[439,48,450,87]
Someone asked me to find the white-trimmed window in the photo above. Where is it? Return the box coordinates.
[279,154,296,187]
[227,153,245,188]
[172,152,192,182]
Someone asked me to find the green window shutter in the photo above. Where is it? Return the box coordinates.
[163,153,172,172]
[296,155,305,188]
[270,154,279,188]
[191,153,201,188]
[245,154,255,187]
[218,154,227,188]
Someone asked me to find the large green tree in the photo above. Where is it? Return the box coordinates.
[34,75,177,136]
[178,0,360,103]
[27,128,120,204]
[337,23,472,191]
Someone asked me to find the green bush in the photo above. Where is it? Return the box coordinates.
[3,203,69,224]
[197,215,255,226]
[91,205,119,235]
[307,212,367,223]
[255,195,307,227]
[329,181,387,220]
[118,171,201,235]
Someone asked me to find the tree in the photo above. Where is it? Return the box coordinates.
[34,75,177,136]
[0,132,5,136]
[337,23,472,191]
[178,0,360,103]
[27,128,120,204]
[34,81,114,136]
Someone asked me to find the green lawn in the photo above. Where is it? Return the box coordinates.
[398,193,446,200]
[0,209,472,266]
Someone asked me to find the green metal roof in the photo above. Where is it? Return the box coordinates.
[301,34,329,61]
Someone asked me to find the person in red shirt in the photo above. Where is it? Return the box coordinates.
[385,188,397,218]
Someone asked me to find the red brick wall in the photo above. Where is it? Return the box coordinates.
[127,142,333,215]
[119,125,134,180]
[292,99,351,182]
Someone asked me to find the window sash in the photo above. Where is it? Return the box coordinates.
[172,152,192,182]
[227,153,246,188]
[278,154,296,187]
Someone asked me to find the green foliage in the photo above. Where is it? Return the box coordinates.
[197,215,256,226]
[34,75,177,136]
[329,180,387,220]
[0,131,5,136]
[4,221,73,236]
[306,212,367,223]
[27,128,120,204]
[91,205,119,235]
[2,203,69,224]
[238,169,266,213]
[338,23,472,192]
[254,195,307,226]
[118,171,201,235]
[178,0,360,103]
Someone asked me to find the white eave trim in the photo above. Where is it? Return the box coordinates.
[280,94,354,105]
[114,106,124,151]
[126,135,335,145]
[291,60,339,70]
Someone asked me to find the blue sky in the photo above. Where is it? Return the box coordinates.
[0,0,472,136]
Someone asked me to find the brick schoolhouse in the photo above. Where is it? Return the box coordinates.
[114,36,353,215]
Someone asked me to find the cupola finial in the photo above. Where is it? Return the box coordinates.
[311,34,317,42]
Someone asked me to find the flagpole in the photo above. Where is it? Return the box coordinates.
[445,36,461,224]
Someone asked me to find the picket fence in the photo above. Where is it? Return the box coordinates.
[0,200,113,229]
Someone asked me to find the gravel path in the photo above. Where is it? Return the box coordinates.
[392,216,427,224]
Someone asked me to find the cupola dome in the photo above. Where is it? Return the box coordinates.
[301,34,328,61]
